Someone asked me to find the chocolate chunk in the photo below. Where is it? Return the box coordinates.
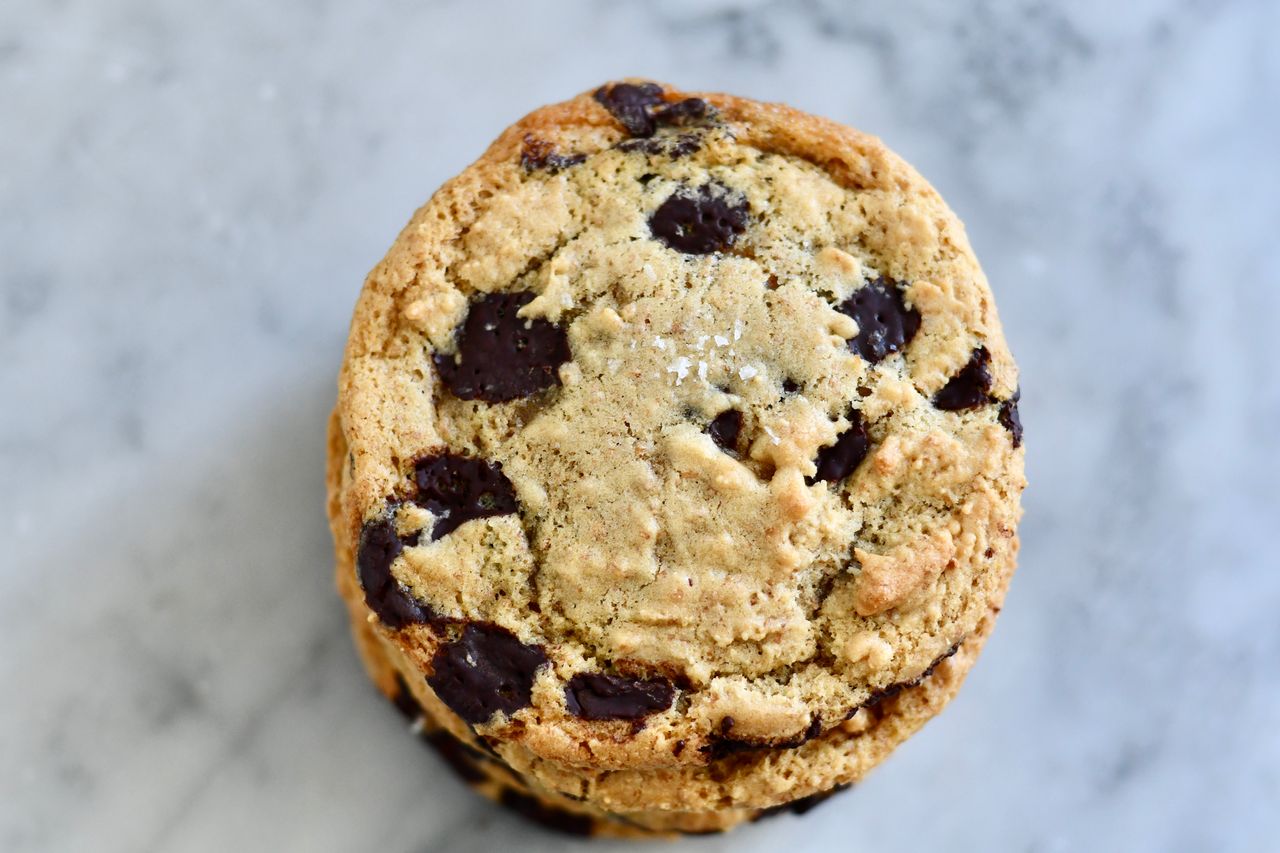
[666,134,703,158]
[413,453,519,540]
[564,673,675,721]
[357,515,432,629]
[594,81,715,139]
[617,137,661,155]
[782,378,800,394]
[799,715,822,743]
[707,409,743,453]
[933,346,993,411]
[593,81,665,136]
[433,291,570,402]
[649,183,749,255]
[807,410,870,485]
[520,134,585,173]
[859,680,909,710]
[857,642,962,713]
[703,738,760,760]
[704,715,822,760]
[653,97,710,126]
[392,673,424,721]
[837,277,921,363]
[427,623,548,725]
[754,784,851,821]
[423,730,489,785]
[999,387,1023,447]
[499,789,594,836]
[617,133,701,159]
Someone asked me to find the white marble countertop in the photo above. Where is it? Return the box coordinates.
[2,1,1277,851]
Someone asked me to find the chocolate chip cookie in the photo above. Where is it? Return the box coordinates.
[327,80,1025,833]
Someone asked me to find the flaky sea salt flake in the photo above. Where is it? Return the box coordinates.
[668,356,693,385]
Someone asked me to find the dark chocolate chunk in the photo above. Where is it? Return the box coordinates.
[703,737,760,760]
[653,97,709,126]
[837,276,921,363]
[782,378,800,394]
[704,715,823,760]
[520,134,585,173]
[427,623,548,725]
[593,81,666,136]
[707,409,743,453]
[617,137,661,155]
[808,410,871,485]
[858,641,962,713]
[999,386,1023,447]
[564,673,675,721]
[859,679,909,710]
[392,673,424,721]
[665,134,702,158]
[933,346,993,411]
[754,784,851,821]
[617,133,701,158]
[433,291,570,402]
[498,789,594,836]
[357,515,431,629]
[413,454,518,541]
[423,730,489,785]
[594,81,715,139]
[799,715,822,743]
[649,183,749,255]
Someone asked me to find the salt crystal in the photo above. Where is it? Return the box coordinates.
[697,361,708,380]
[667,356,693,385]
[739,365,758,381]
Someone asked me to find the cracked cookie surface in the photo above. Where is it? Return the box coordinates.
[328,80,1024,808]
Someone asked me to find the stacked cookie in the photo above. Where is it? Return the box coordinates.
[327,81,1025,836]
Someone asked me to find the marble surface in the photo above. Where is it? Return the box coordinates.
[2,1,1277,850]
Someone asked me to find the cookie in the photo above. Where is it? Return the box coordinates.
[328,80,1025,825]
[339,530,992,836]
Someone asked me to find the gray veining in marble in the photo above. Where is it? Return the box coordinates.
[2,1,1277,851]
